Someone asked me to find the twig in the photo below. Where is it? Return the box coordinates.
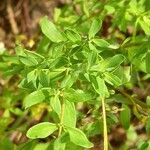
[7,0,19,34]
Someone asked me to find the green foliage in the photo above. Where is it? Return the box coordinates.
[0,0,150,149]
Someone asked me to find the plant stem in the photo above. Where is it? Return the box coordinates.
[58,98,65,137]
[101,97,108,150]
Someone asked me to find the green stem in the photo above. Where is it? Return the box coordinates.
[58,98,65,137]
[101,97,108,150]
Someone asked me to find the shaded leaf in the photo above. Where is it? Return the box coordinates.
[120,104,131,129]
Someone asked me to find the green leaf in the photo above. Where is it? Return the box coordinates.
[53,133,69,150]
[90,76,109,98]
[19,56,38,66]
[40,16,64,43]
[102,54,125,71]
[63,101,76,127]
[88,18,102,39]
[104,72,122,87]
[33,143,49,150]
[60,73,78,89]
[65,29,81,43]
[120,104,131,130]
[39,70,50,87]
[92,38,110,48]
[139,19,150,35]
[50,95,61,116]
[26,122,58,139]
[145,52,150,73]
[145,118,150,134]
[64,88,92,102]
[24,90,45,109]
[83,0,89,17]
[66,127,93,148]
[27,70,37,82]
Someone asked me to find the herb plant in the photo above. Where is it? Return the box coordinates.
[0,0,150,149]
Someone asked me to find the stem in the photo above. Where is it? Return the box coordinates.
[58,99,65,137]
[101,97,108,150]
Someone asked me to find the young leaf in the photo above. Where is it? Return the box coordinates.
[83,0,89,17]
[88,18,102,39]
[19,56,38,66]
[63,100,76,127]
[120,104,131,130]
[65,29,81,43]
[27,70,37,83]
[60,74,77,89]
[90,76,109,98]
[64,88,92,102]
[66,127,93,148]
[40,16,64,43]
[24,90,45,109]
[50,95,61,116]
[26,122,58,139]
[92,38,110,48]
[104,72,122,87]
[102,54,125,71]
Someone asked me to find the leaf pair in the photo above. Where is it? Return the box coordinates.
[27,122,93,149]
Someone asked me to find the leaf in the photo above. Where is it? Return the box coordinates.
[26,122,58,139]
[24,90,45,109]
[104,72,122,87]
[139,19,150,35]
[88,18,102,39]
[145,118,150,134]
[145,52,150,73]
[40,16,64,43]
[39,70,50,87]
[138,141,149,150]
[65,29,81,43]
[66,127,93,148]
[120,104,131,130]
[90,76,109,98]
[63,101,76,127]
[33,143,49,150]
[64,88,92,102]
[83,0,89,17]
[19,56,38,66]
[92,38,110,48]
[37,36,50,53]
[50,95,61,116]
[60,73,78,89]
[102,54,125,71]
[53,133,69,150]
[27,70,37,82]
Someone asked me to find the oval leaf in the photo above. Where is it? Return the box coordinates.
[27,122,58,139]
[40,16,64,43]
[88,18,102,39]
[24,90,45,109]
[66,127,93,148]
[63,101,76,127]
